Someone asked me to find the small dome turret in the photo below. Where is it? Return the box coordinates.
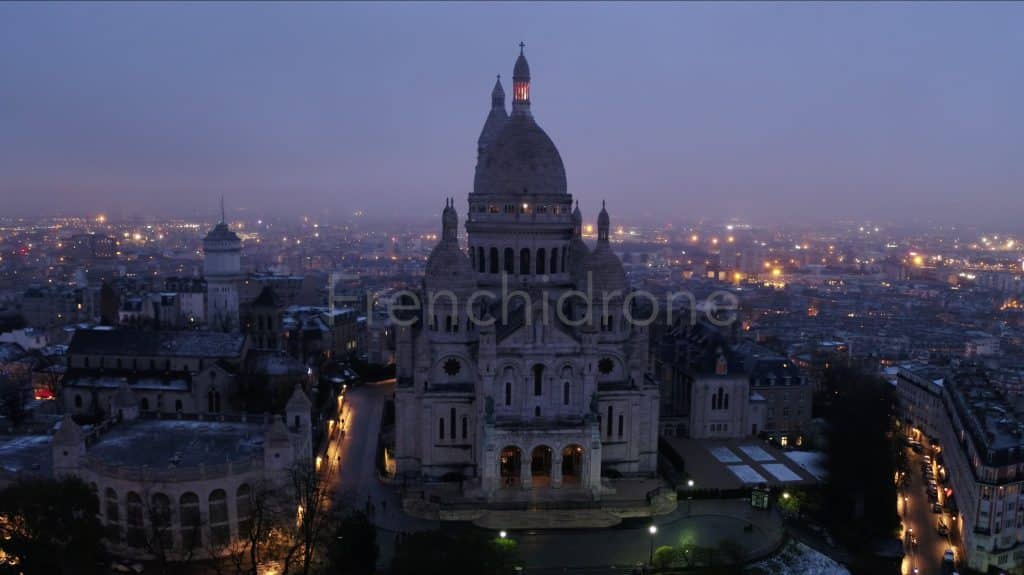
[425,200,475,293]
[583,201,627,294]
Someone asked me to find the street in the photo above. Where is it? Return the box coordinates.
[900,445,959,575]
[326,379,439,564]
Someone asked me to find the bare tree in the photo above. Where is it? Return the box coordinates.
[0,368,31,427]
[280,459,331,575]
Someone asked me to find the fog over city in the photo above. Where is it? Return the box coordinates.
[2,2,1023,228]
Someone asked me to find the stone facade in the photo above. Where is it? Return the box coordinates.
[51,386,312,561]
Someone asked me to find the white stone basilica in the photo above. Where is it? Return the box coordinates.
[394,48,659,501]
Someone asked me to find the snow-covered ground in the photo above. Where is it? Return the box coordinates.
[746,540,850,575]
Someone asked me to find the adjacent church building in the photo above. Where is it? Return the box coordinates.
[394,48,660,501]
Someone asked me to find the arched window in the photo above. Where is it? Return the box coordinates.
[550,247,558,273]
[520,249,530,276]
[151,493,172,549]
[505,382,512,406]
[489,247,499,274]
[477,246,485,273]
[607,405,614,437]
[175,399,183,412]
[450,407,456,440]
[724,392,729,410]
[179,492,201,549]
[618,414,625,438]
[74,394,82,408]
[438,418,445,440]
[209,489,229,547]
[461,416,468,439]
[563,381,570,405]
[536,248,546,275]
[125,492,144,548]
[236,484,252,538]
[534,406,541,417]
[140,397,149,411]
[105,488,120,544]
[533,364,544,396]
[504,247,515,274]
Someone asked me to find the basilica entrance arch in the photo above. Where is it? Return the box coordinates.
[561,444,584,486]
[531,445,553,488]
[499,446,522,488]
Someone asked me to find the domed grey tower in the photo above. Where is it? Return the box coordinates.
[467,45,575,288]
[203,197,242,331]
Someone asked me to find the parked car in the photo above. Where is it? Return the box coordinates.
[937,520,949,536]
[933,503,943,513]
[943,549,955,564]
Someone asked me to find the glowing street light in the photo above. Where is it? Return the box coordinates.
[648,525,658,564]
[499,530,507,539]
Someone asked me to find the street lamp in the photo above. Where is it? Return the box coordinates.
[499,531,507,539]
[648,525,658,565]
[687,479,695,488]
[782,492,791,500]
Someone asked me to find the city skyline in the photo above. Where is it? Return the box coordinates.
[2,3,1023,228]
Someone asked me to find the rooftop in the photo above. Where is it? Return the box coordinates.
[86,418,265,469]
[0,434,52,477]
[69,329,246,358]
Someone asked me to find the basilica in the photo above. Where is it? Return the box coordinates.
[394,48,660,500]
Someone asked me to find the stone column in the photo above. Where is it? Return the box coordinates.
[520,452,532,490]
[226,484,239,543]
[551,452,563,488]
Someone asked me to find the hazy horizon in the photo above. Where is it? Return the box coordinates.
[2,3,1022,228]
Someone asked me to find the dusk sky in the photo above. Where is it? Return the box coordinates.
[1,2,1022,228]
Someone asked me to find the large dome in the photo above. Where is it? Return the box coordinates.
[583,243,627,295]
[473,114,567,196]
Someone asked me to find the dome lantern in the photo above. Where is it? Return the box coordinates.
[512,42,531,116]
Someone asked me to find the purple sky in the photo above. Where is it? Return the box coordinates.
[1,3,1022,228]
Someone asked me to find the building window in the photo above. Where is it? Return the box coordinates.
[462,416,468,439]
[140,397,149,411]
[450,407,456,439]
[618,414,624,437]
[536,248,546,275]
[598,358,614,375]
[550,248,558,273]
[179,492,200,548]
[125,492,144,548]
[489,247,499,274]
[236,484,252,538]
[534,406,541,417]
[504,247,514,274]
[105,488,120,544]
[520,249,530,276]
[607,405,613,437]
[443,357,461,376]
[74,394,82,408]
[209,489,230,548]
[505,382,512,406]
[439,418,445,440]
[563,381,570,405]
